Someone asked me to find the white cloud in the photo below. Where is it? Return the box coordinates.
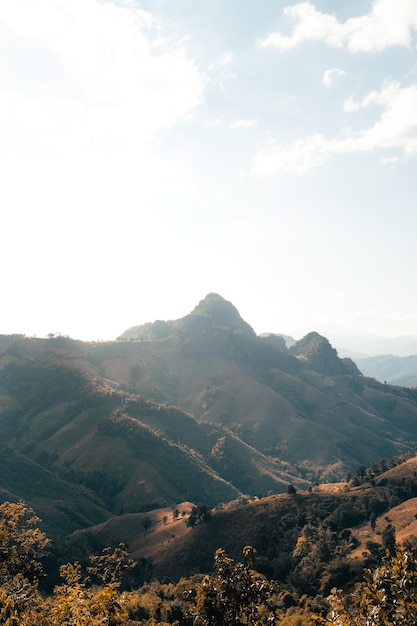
[206,51,237,90]
[206,118,222,127]
[322,68,347,87]
[251,134,327,176]
[343,97,361,113]
[251,82,417,176]
[346,83,417,153]
[261,3,342,50]
[261,0,417,52]
[0,0,207,273]
[231,118,256,130]
[217,51,234,66]
[0,0,204,153]
[0,91,55,136]
[344,84,401,113]
[380,155,399,165]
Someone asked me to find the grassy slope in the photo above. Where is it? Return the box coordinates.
[93,337,417,480]
[0,337,306,526]
[350,496,417,558]
[0,446,111,536]
[2,326,417,540]
[66,490,353,582]
[3,331,417,492]
[68,452,417,583]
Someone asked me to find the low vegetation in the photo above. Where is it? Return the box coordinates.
[4,454,417,625]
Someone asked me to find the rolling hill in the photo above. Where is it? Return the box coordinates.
[0,332,305,534]
[116,294,417,479]
[2,293,417,538]
[63,452,417,590]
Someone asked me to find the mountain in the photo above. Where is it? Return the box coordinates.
[116,295,417,480]
[2,294,417,536]
[289,331,361,376]
[0,331,304,534]
[279,332,417,386]
[119,293,256,342]
[354,354,417,387]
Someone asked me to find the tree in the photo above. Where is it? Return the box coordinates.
[186,503,211,527]
[192,547,277,625]
[314,546,417,625]
[50,562,94,626]
[51,545,135,625]
[141,517,152,533]
[0,501,49,584]
[87,543,135,585]
[0,501,50,624]
[382,523,396,555]
[0,502,138,625]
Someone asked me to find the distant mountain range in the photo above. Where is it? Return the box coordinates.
[282,326,417,358]
[353,354,417,388]
[2,293,417,539]
[295,333,417,387]
[271,331,417,387]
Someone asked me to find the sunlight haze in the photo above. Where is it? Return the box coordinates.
[1,0,417,342]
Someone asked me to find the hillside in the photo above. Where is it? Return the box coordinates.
[0,332,304,535]
[63,452,417,593]
[116,295,417,479]
[0,445,111,536]
[2,294,417,537]
[6,453,417,624]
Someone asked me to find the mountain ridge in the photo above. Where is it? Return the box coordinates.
[2,294,417,537]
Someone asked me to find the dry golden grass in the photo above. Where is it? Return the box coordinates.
[69,502,195,562]
[315,482,348,493]
[350,496,417,558]
[378,457,417,482]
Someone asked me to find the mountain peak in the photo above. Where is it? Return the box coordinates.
[190,294,255,336]
[290,331,360,376]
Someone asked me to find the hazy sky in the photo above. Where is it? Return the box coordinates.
[1,0,417,341]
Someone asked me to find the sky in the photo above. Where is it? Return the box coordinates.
[1,0,417,342]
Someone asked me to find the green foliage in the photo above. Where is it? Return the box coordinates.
[51,560,129,626]
[0,502,50,623]
[314,546,417,625]
[0,501,49,584]
[0,503,135,625]
[7,499,417,626]
[382,523,396,554]
[186,504,211,527]
[0,361,85,415]
[288,520,358,596]
[87,543,136,585]
[192,547,277,625]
